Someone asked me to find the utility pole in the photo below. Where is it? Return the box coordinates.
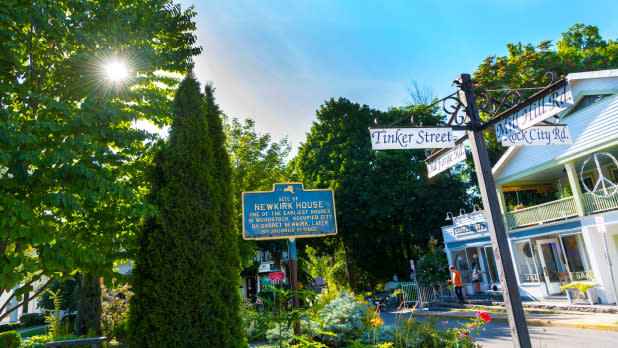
[458,74,532,348]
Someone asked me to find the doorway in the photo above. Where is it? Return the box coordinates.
[536,238,568,294]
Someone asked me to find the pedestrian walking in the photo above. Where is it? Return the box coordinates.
[448,266,465,304]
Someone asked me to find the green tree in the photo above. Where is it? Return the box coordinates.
[294,99,470,288]
[294,98,378,289]
[0,0,200,320]
[128,75,242,347]
[472,24,618,166]
[223,117,291,268]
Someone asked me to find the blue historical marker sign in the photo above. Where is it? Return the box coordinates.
[242,183,337,240]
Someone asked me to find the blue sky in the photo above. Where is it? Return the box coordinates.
[178,0,618,155]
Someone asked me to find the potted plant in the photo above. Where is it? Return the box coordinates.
[560,282,598,305]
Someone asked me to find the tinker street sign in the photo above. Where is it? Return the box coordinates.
[427,142,467,178]
[501,125,572,146]
[495,82,573,141]
[369,127,455,150]
[242,183,337,240]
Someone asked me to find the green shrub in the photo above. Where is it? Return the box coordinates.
[241,302,269,341]
[20,313,46,327]
[416,250,449,287]
[265,322,294,345]
[317,291,369,347]
[36,278,78,314]
[19,335,50,348]
[129,76,242,348]
[0,322,21,333]
[0,330,21,348]
[113,319,128,344]
[101,284,132,338]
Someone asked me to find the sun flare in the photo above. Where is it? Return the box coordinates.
[104,60,129,82]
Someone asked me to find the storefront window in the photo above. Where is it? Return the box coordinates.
[483,246,498,283]
[466,247,481,282]
[561,233,593,281]
[451,250,470,282]
[513,241,541,283]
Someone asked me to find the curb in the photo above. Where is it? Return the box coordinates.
[408,311,618,332]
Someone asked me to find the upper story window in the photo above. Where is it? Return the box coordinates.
[567,94,612,115]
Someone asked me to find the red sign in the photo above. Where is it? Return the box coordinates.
[269,272,286,281]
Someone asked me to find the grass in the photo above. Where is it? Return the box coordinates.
[457,306,506,314]
[18,326,48,338]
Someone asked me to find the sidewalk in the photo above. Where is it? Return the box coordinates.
[395,307,618,331]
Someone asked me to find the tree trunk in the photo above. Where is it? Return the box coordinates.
[342,239,357,291]
[74,273,102,336]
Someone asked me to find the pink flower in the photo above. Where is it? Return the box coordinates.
[441,320,448,325]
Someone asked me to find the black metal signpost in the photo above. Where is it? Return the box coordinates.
[457,74,531,348]
[369,73,573,348]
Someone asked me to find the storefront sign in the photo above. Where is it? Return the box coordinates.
[427,143,467,178]
[501,125,572,146]
[369,127,455,150]
[269,272,286,281]
[495,84,573,141]
[453,222,488,235]
[242,183,337,240]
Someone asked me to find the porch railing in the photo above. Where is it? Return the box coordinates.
[582,190,618,214]
[504,196,578,229]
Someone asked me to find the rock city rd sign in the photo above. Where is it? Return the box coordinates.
[501,125,572,146]
[242,183,337,240]
[369,127,455,150]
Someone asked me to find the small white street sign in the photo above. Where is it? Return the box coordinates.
[596,216,607,233]
[495,85,573,141]
[427,143,467,178]
[501,125,572,146]
[369,127,455,150]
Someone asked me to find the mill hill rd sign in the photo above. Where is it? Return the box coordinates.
[242,183,337,240]
[494,84,573,141]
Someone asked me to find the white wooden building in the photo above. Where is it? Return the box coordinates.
[441,69,618,304]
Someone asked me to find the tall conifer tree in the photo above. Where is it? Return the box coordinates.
[129,75,242,347]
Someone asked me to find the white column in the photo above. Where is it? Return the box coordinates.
[565,161,585,216]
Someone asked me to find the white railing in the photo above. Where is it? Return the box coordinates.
[504,196,578,229]
[401,282,453,308]
[582,189,618,214]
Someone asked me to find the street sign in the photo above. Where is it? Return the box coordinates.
[426,142,467,178]
[369,127,455,150]
[501,125,572,146]
[242,183,337,240]
[269,272,286,281]
[495,84,573,141]
[596,216,607,232]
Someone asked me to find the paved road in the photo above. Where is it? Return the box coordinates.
[382,311,618,348]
